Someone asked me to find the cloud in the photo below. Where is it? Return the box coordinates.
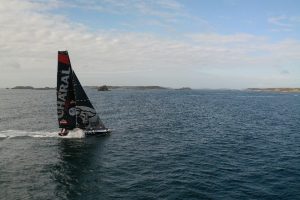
[157,0,183,10]
[52,0,186,19]
[268,15,293,27]
[0,0,213,72]
[45,0,210,33]
[87,0,184,15]
[186,33,266,44]
[0,61,21,71]
[268,15,300,32]
[280,70,289,75]
[0,0,300,88]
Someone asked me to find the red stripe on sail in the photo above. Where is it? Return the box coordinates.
[58,54,70,64]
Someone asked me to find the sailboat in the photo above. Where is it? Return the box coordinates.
[57,51,111,136]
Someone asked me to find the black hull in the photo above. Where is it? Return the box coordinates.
[58,128,111,137]
[84,129,111,136]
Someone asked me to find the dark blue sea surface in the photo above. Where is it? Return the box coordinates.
[0,89,299,199]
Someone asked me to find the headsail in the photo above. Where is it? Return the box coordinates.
[57,51,76,129]
[73,72,106,130]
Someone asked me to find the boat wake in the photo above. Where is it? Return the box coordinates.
[0,129,85,139]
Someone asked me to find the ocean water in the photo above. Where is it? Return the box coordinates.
[0,89,299,200]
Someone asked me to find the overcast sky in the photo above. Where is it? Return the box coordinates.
[1,0,300,89]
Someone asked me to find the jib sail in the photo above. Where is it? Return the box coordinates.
[72,72,106,130]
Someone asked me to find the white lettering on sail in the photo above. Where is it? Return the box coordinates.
[61,75,68,85]
[62,69,70,74]
[57,68,71,118]
[59,84,68,92]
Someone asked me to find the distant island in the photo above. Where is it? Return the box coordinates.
[10,86,55,90]
[96,85,169,91]
[247,88,300,93]
[97,85,110,91]
[175,87,192,90]
[11,86,34,89]
[8,85,192,91]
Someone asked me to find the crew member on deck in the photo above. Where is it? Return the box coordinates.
[59,128,69,136]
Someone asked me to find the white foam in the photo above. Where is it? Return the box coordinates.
[0,128,85,139]
[59,128,85,139]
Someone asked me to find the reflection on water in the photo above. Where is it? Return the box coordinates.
[52,138,109,200]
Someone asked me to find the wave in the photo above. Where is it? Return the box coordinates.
[0,129,85,139]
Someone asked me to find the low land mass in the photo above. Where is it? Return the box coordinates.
[247,88,300,93]
[96,85,169,91]
[11,86,55,90]
[9,85,191,91]
[11,86,34,89]
[97,85,110,91]
[175,87,192,90]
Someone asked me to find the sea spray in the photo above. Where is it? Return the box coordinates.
[0,129,85,139]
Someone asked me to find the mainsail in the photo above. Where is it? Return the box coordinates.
[57,51,76,129]
[57,51,106,131]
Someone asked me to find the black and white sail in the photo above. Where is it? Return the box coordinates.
[57,51,107,133]
[72,70,106,130]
